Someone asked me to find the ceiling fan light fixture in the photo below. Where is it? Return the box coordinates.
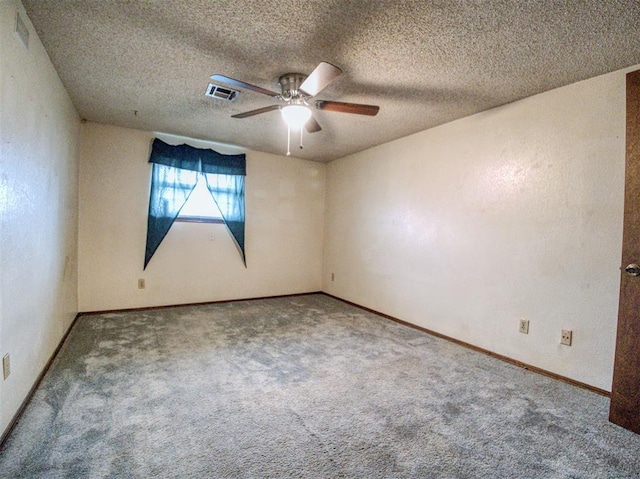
[280,105,311,130]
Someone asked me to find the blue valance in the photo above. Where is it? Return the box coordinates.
[149,138,246,175]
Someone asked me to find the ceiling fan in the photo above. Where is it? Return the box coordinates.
[211,62,379,155]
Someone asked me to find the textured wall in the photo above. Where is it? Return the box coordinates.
[0,1,80,434]
[323,68,637,391]
[78,123,325,311]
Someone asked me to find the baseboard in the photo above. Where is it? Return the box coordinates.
[0,312,83,447]
[79,291,323,316]
[322,293,611,398]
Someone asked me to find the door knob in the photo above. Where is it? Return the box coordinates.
[624,263,640,277]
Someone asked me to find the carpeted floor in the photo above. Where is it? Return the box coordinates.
[1,294,639,478]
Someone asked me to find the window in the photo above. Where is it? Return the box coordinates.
[144,138,246,268]
[175,174,224,223]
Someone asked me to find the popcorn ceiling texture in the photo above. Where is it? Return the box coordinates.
[22,0,640,161]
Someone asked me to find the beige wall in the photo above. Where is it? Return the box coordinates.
[0,1,80,433]
[323,67,637,391]
[78,123,325,311]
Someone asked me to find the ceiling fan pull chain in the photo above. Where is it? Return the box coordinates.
[299,127,304,150]
[286,125,291,156]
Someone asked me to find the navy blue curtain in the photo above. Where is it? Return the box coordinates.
[144,139,246,269]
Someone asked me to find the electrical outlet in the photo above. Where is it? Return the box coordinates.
[561,330,573,346]
[519,319,529,334]
[138,278,145,289]
[3,354,10,380]
[331,273,335,282]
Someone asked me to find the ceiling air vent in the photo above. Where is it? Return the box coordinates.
[205,83,239,102]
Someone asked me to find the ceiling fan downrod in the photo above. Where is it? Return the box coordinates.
[278,73,308,101]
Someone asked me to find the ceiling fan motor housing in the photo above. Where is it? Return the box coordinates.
[279,73,308,100]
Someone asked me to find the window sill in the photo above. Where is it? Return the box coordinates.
[175,216,225,224]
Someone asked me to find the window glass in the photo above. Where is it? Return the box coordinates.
[177,174,223,221]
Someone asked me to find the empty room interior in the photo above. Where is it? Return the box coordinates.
[2,0,640,477]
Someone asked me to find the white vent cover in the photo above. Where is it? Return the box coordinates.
[205,83,239,102]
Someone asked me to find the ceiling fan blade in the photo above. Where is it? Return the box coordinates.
[315,100,380,116]
[232,105,281,118]
[299,62,342,97]
[305,116,322,133]
[210,74,280,98]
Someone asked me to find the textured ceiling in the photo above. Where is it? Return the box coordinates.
[22,0,640,162]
